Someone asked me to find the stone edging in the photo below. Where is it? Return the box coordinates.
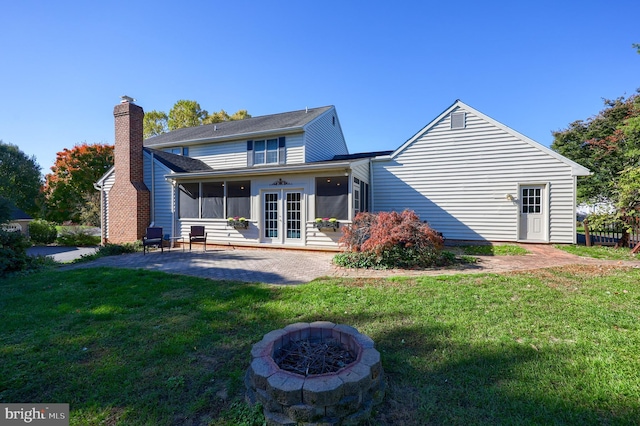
[246,321,385,425]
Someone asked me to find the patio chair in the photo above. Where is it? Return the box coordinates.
[142,227,163,255]
[189,225,207,252]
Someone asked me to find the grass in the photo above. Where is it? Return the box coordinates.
[1,265,640,425]
[459,244,529,256]
[556,244,638,261]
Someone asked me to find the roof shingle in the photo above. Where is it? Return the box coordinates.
[144,106,333,147]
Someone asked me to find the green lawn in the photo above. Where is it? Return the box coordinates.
[556,244,638,261]
[459,244,529,256]
[1,266,639,425]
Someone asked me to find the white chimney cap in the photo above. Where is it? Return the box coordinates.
[120,95,135,103]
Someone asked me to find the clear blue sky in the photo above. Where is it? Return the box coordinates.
[1,0,638,174]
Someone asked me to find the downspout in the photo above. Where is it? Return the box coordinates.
[93,181,106,245]
[150,151,155,226]
[369,159,375,212]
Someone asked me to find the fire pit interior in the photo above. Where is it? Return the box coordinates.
[245,321,385,426]
[274,338,356,376]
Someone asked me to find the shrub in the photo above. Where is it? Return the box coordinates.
[56,226,100,246]
[336,210,449,269]
[97,242,139,256]
[29,219,58,245]
[74,242,140,263]
[0,229,31,276]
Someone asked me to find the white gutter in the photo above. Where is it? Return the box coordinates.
[164,161,355,181]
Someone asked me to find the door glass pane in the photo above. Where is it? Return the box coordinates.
[522,187,542,214]
[286,193,301,239]
[264,193,278,238]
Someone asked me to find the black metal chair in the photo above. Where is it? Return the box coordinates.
[189,226,207,251]
[142,227,163,255]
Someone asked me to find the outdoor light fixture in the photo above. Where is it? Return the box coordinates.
[506,194,514,201]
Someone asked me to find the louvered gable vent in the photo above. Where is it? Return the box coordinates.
[451,111,466,129]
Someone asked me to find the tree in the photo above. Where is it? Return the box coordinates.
[167,100,208,130]
[202,109,252,124]
[0,196,13,224]
[43,142,114,224]
[551,93,640,205]
[0,141,42,217]
[202,109,230,124]
[143,110,168,139]
[144,100,252,138]
[229,109,252,121]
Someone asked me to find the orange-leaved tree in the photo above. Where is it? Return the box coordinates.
[43,143,114,224]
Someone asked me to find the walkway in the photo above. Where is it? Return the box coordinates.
[60,244,639,285]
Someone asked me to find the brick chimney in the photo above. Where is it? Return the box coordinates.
[107,96,150,243]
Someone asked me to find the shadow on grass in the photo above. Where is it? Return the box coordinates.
[367,324,637,425]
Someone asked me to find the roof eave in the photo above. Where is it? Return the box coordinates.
[165,160,356,180]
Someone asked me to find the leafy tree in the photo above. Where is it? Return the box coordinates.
[0,141,42,217]
[168,100,208,131]
[551,93,640,204]
[203,109,252,124]
[202,109,230,124]
[0,196,13,224]
[143,110,168,139]
[229,109,252,121]
[144,100,252,137]
[43,143,114,224]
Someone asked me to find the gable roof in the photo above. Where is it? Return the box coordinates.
[388,100,591,176]
[145,148,212,173]
[144,106,334,147]
[10,206,32,220]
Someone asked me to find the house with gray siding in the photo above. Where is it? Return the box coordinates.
[96,98,590,249]
[372,100,591,244]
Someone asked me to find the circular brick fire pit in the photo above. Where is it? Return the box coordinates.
[245,321,385,425]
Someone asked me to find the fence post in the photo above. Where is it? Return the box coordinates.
[583,218,591,247]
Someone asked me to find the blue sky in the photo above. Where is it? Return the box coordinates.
[1,0,638,174]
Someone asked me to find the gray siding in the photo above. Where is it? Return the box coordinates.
[101,171,116,240]
[187,133,305,168]
[145,152,174,236]
[188,141,247,169]
[304,108,348,162]
[372,106,580,243]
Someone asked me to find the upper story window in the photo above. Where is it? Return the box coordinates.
[247,137,285,167]
[168,147,189,156]
[254,139,279,164]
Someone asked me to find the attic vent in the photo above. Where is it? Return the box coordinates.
[451,112,466,129]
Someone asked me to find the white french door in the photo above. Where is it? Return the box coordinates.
[262,190,304,244]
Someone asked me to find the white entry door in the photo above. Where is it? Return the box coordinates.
[519,185,546,241]
[262,190,303,244]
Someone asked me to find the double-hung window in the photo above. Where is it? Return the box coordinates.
[248,137,285,166]
[254,138,279,164]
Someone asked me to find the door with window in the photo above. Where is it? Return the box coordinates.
[262,190,304,244]
[519,185,546,241]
